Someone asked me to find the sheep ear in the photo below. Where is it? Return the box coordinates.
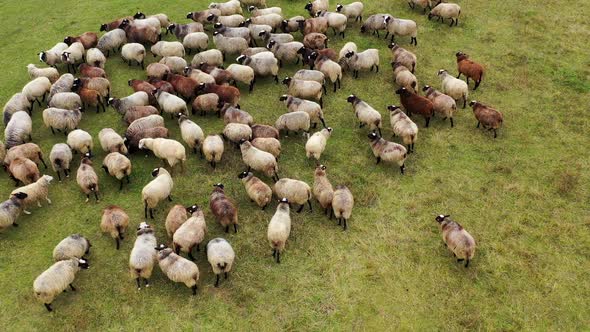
[444,215,450,218]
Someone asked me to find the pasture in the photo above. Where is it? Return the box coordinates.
[0,0,588,330]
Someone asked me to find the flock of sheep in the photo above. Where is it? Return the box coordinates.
[0,0,501,312]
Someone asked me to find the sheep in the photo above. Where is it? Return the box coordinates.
[187,9,222,24]
[183,32,209,54]
[251,124,280,139]
[67,129,93,155]
[99,206,130,250]
[209,183,239,233]
[27,64,59,83]
[48,92,82,110]
[155,244,200,295]
[395,87,433,128]
[367,132,407,174]
[4,111,32,149]
[102,152,132,190]
[275,111,311,136]
[306,127,332,160]
[388,43,417,74]
[206,238,235,287]
[150,78,176,93]
[236,53,279,84]
[3,143,47,169]
[99,16,134,32]
[202,135,224,169]
[131,16,163,31]
[197,83,241,107]
[279,95,325,130]
[97,29,127,57]
[142,167,173,219]
[388,106,418,153]
[392,62,418,92]
[191,49,224,67]
[72,83,104,113]
[408,0,430,13]
[159,56,187,74]
[336,2,364,21]
[198,63,233,85]
[225,64,255,91]
[241,0,267,7]
[155,90,188,118]
[297,17,329,35]
[316,11,348,38]
[78,63,107,78]
[122,105,159,124]
[313,164,334,217]
[146,63,171,79]
[220,104,252,125]
[165,205,189,238]
[293,69,325,87]
[303,32,328,49]
[309,53,342,93]
[435,215,476,267]
[139,138,186,172]
[469,101,504,138]
[121,43,146,69]
[128,79,156,105]
[119,19,159,45]
[173,205,206,260]
[280,16,306,33]
[61,42,85,73]
[76,156,100,202]
[47,75,75,104]
[192,93,220,116]
[282,77,323,107]
[129,222,158,289]
[259,30,294,45]
[240,140,279,181]
[422,85,456,127]
[50,144,72,181]
[126,127,169,154]
[133,12,170,29]
[38,42,69,67]
[22,76,52,105]
[332,185,353,230]
[179,115,205,155]
[343,49,379,78]
[163,74,198,101]
[85,48,106,68]
[305,0,329,15]
[273,178,312,213]
[249,6,281,17]
[429,3,461,26]
[360,14,388,37]
[109,91,150,114]
[223,123,252,145]
[456,52,485,90]
[209,0,242,15]
[212,31,248,61]
[7,157,39,186]
[151,41,185,58]
[53,234,91,261]
[167,22,204,40]
[42,108,82,135]
[244,23,272,45]
[245,14,284,31]
[33,258,89,312]
[183,67,216,85]
[266,40,304,67]
[238,171,272,209]
[3,93,32,125]
[267,198,291,263]
[346,95,382,136]
[438,69,468,108]
[338,41,357,65]
[0,192,28,230]
[73,77,111,101]
[383,16,418,45]
[10,175,53,214]
[208,14,246,27]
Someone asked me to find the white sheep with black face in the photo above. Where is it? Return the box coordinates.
[155,244,200,295]
[33,258,90,312]
[129,222,158,289]
[206,238,235,287]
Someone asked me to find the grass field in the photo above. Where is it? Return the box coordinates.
[0,0,589,330]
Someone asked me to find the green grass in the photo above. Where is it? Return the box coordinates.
[1,0,589,330]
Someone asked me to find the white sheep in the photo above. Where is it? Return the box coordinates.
[367,132,407,174]
[388,43,417,73]
[332,185,354,230]
[151,41,185,58]
[338,41,357,62]
[109,91,150,114]
[346,95,382,136]
[173,206,207,260]
[392,62,418,92]
[206,238,235,287]
[305,127,332,160]
[343,49,379,78]
[22,76,52,105]
[3,93,31,126]
[208,14,246,27]
[102,152,132,190]
[76,156,100,202]
[97,29,127,57]
[100,205,129,249]
[310,52,342,92]
[48,92,82,110]
[5,111,32,149]
[422,85,456,127]
[282,77,323,107]
[67,129,93,155]
[316,11,348,38]
[98,128,127,154]
[305,0,329,15]
[238,171,272,209]
[53,234,91,261]
[273,178,312,213]
[155,90,187,118]
[142,167,174,219]
[27,64,59,83]
[213,32,248,60]
[178,115,205,155]
[223,123,252,144]
[245,13,284,30]
[139,138,186,172]
[384,16,418,45]
[438,69,468,108]
[156,245,200,295]
[42,107,82,135]
[209,0,243,15]
[226,64,255,91]
[191,49,224,67]
[121,43,146,68]
[388,106,418,153]
[336,2,364,21]
[129,222,158,289]
[39,42,69,67]
[166,205,189,238]
[33,258,89,312]
[159,56,188,73]
[275,111,311,135]
[267,40,304,67]
[10,175,53,214]
[202,135,224,169]
[182,32,209,54]
[313,165,333,216]
[236,52,279,84]
[267,198,291,263]
[49,144,72,181]
[85,48,106,68]
[251,137,281,159]
[0,192,28,230]
[240,140,279,181]
[429,3,461,26]
[61,42,85,73]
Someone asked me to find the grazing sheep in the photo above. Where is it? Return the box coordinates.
[273,178,312,213]
[76,156,100,202]
[0,192,28,230]
[10,175,53,214]
[249,6,281,17]
[73,77,111,101]
[39,42,69,67]
[129,222,158,289]
[336,2,364,21]
[456,52,484,90]
[236,53,279,84]
[142,167,174,219]
[3,93,32,125]
[128,79,156,105]
[155,244,200,295]
[192,93,220,116]
[469,101,504,138]
[360,14,388,37]
[245,23,273,45]
[67,129,93,155]
[438,69,468,108]
[293,69,325,87]
[206,238,235,287]
[42,107,82,135]
[251,137,281,159]
[134,12,170,29]
[332,185,353,230]
[422,85,456,127]
[305,127,332,160]
[187,9,222,24]
[245,14,284,31]
[304,33,328,50]
[61,42,85,73]
[109,91,150,114]
[226,64,255,91]
[368,132,407,174]
[267,198,291,263]
[238,171,272,209]
[435,214,476,267]
[305,0,329,15]
[191,49,224,67]
[251,124,280,139]
[280,16,306,33]
[53,234,91,261]
[396,87,433,127]
[139,138,186,172]
[209,0,242,15]
[313,165,334,216]
[72,84,104,113]
[408,0,430,13]
[7,157,39,186]
[388,43,416,73]
[99,16,134,32]
[183,32,209,54]
[309,52,342,92]
[197,83,241,107]
[33,258,89,312]
[85,48,106,68]
[178,115,205,155]
[346,95,382,136]
[100,206,129,250]
[4,111,32,149]
[202,135,224,169]
[343,49,379,78]
[173,205,206,260]
[383,16,418,45]
[48,92,82,110]
[198,63,233,85]
[213,32,249,60]
[241,46,269,55]
[241,0,267,7]
[240,140,279,181]
[146,63,171,79]
[208,14,246,28]
[151,41,185,58]
[282,77,323,107]
[122,106,159,125]
[159,56,188,74]
[102,152,132,190]
[209,184,239,233]
[155,90,188,118]
[388,106,418,153]
[48,74,75,103]
[50,144,72,181]
[429,3,461,26]
[392,62,418,92]
[275,111,311,136]
[3,143,47,169]
[259,30,294,45]
[223,123,252,145]
[338,42,357,64]
[78,63,106,78]
[167,22,205,40]
[166,205,189,238]
[164,73,198,101]
[183,67,216,85]
[316,11,348,38]
[119,19,159,45]
[121,43,146,68]
[220,104,250,124]
[22,76,52,105]
[298,17,329,35]
[27,64,59,83]
[97,29,127,57]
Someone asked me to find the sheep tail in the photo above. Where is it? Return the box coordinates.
[89,184,97,192]
[271,240,281,248]
[54,158,63,168]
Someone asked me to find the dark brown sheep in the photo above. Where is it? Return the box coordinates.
[122,106,159,125]
[125,127,169,153]
[209,184,238,233]
[119,19,159,45]
[251,124,280,139]
[456,52,484,90]
[164,74,199,101]
[100,16,134,32]
[72,83,105,113]
[395,87,433,128]
[128,79,157,105]
[196,83,240,107]
[303,33,328,50]
[64,32,98,49]
[469,101,503,138]
[78,63,106,78]
[147,78,175,94]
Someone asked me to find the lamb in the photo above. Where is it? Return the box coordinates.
[280,16,306,33]
[67,129,93,155]
[249,6,282,16]
[27,64,59,83]
[3,93,32,125]
[388,106,418,153]
[78,63,107,78]
[8,157,39,186]
[102,152,132,190]
[303,32,328,49]
[251,137,281,159]
[309,52,342,92]
[155,90,188,118]
[42,107,82,135]
[173,205,206,260]
[275,111,311,136]
[167,22,204,40]
[33,258,89,312]
[305,0,329,15]
[469,101,504,138]
[48,92,82,110]
[119,19,159,45]
[236,53,279,84]
[187,9,222,24]
[273,178,312,213]
[178,115,205,155]
[159,56,187,74]
[456,52,484,90]
[61,42,85,73]
[226,64,256,91]
[435,214,476,267]
[360,14,388,37]
[343,49,379,78]
[429,3,461,26]
[129,222,158,289]
[3,143,47,169]
[151,41,185,58]
[223,123,252,145]
[121,43,146,68]
[197,83,241,107]
[155,244,200,295]
[64,32,98,50]
[76,156,100,202]
[4,111,32,149]
[22,76,52,105]
[99,16,134,31]
[346,95,382,136]
[142,167,173,219]
[192,93,220,116]
[388,43,417,73]
[383,16,418,45]
[240,140,279,181]
[206,238,235,287]
[209,0,242,15]
[122,105,159,124]
[422,85,456,127]
[238,171,272,209]
[50,144,72,181]
[392,62,418,92]
[0,192,28,230]
[259,30,294,45]
[139,138,186,171]
[251,124,280,139]
[99,205,129,250]
[282,77,323,107]
[213,31,248,60]
[183,32,209,54]
[396,87,434,127]
[267,198,291,263]
[245,14,284,31]
[10,175,53,213]
[210,183,239,233]
[297,17,329,35]
[313,164,334,216]
[202,135,224,169]
[305,127,332,160]
[438,69,468,108]
[207,14,246,27]
[53,234,91,261]
[368,132,407,174]
[38,42,69,67]
[85,48,106,68]
[222,104,253,125]
[191,49,224,67]
[146,63,171,79]
[97,29,127,57]
[316,11,348,38]
[336,2,364,22]
[332,185,353,230]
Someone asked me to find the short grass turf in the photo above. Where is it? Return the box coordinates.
[1,0,589,330]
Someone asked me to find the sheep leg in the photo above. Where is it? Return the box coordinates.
[234,224,238,233]
[56,171,62,181]
[465,259,470,268]
[144,278,150,287]
[12,222,18,227]
[384,31,389,39]
[224,225,229,233]
[466,77,470,85]
[249,80,255,92]
[449,19,454,27]
[337,218,342,225]
[224,272,228,279]
[149,208,154,220]
[450,118,454,127]
[340,31,345,38]
[333,81,337,92]
[463,97,467,109]
[425,117,430,128]
[378,128,383,137]
[69,284,76,291]
[192,285,197,295]
[297,204,304,213]
[115,238,120,250]
[476,121,480,128]
[119,180,124,191]
[307,200,313,212]
[343,218,348,230]
[400,164,405,174]
[188,249,195,261]
[474,80,481,90]
[127,175,130,184]
[493,129,498,138]
[272,249,276,258]
[50,127,55,135]
[215,274,220,287]
[376,156,381,164]
[44,303,53,312]
[276,250,281,264]
[274,75,279,84]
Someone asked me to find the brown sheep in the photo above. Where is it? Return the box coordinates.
[435,214,476,267]
[64,32,98,49]
[303,33,328,49]
[395,87,433,128]
[119,19,159,45]
[209,184,238,233]
[196,83,240,107]
[8,157,40,186]
[76,155,99,202]
[72,83,105,113]
[100,16,134,31]
[3,143,47,169]
[100,205,129,249]
[128,79,157,105]
[251,124,280,139]
[125,127,169,153]
[147,78,175,94]
[298,17,329,35]
[456,52,484,90]
[123,106,159,125]
[165,74,199,101]
[78,63,107,78]
[198,63,232,85]
[469,101,503,138]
